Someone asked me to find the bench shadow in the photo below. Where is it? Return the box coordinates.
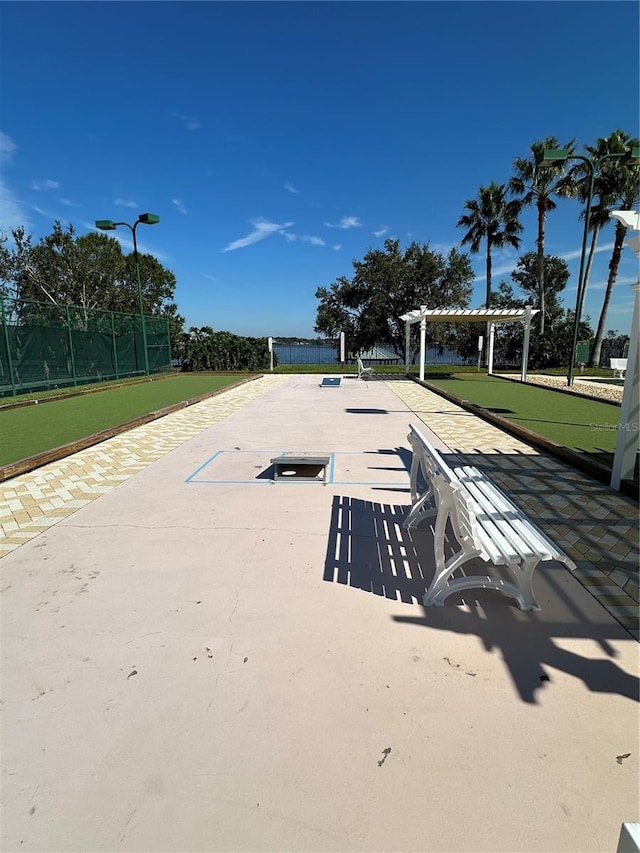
[323,497,427,604]
[322,494,639,705]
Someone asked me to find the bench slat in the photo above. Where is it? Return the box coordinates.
[457,472,549,560]
[456,466,571,563]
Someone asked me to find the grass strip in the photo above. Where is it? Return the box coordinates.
[424,373,627,467]
[0,374,254,466]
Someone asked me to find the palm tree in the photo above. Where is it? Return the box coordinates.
[509,137,574,333]
[558,130,639,366]
[457,182,523,310]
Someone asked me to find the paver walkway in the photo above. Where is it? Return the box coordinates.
[1,374,638,639]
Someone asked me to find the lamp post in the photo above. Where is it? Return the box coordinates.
[535,147,639,386]
[95,213,160,376]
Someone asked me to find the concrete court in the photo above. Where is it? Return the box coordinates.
[1,374,639,853]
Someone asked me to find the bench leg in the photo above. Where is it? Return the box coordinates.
[423,572,540,611]
[423,522,542,611]
[403,490,437,529]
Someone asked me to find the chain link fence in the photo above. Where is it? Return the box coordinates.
[0,297,171,397]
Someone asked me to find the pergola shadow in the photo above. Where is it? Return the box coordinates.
[322,494,639,705]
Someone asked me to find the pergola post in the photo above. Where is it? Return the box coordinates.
[419,308,427,382]
[404,319,410,376]
[521,305,532,382]
[488,323,495,375]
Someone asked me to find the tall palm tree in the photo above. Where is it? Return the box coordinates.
[509,136,574,334]
[558,130,639,366]
[457,182,523,310]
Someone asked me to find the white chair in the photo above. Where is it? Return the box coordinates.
[357,357,374,380]
[609,358,627,379]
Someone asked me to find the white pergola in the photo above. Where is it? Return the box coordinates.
[399,306,538,382]
[609,210,640,491]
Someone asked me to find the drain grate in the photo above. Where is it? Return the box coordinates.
[270,453,330,484]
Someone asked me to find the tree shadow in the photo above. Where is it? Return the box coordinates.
[322,494,639,705]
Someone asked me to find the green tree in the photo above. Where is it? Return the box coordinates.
[457,182,523,309]
[2,221,182,336]
[511,252,569,325]
[182,327,270,371]
[160,302,186,362]
[314,239,474,359]
[486,254,589,369]
[509,136,574,333]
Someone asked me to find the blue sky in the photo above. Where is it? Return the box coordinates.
[1,1,638,339]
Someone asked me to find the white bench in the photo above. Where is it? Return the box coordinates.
[609,358,627,379]
[357,357,374,380]
[404,423,576,611]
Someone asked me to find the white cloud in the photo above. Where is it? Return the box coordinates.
[173,112,201,131]
[0,131,17,163]
[270,229,325,247]
[324,216,362,229]
[559,241,615,263]
[33,205,49,216]
[0,132,30,232]
[373,226,388,237]
[201,273,217,282]
[221,218,294,252]
[284,183,299,194]
[172,198,187,215]
[31,179,59,191]
[474,240,618,283]
[115,198,138,208]
[60,198,76,207]
[0,180,29,232]
[332,244,341,251]
[431,242,456,255]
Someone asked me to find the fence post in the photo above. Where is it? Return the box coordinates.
[0,297,17,396]
[66,305,78,387]
[111,311,120,379]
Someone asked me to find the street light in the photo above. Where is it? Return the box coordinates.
[95,213,160,376]
[535,146,640,386]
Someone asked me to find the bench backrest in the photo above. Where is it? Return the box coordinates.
[407,423,457,487]
[610,358,627,369]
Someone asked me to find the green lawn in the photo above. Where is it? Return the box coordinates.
[0,374,253,466]
[424,373,630,469]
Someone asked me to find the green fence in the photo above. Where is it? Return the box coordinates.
[0,297,171,397]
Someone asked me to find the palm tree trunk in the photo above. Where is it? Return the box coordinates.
[590,222,625,368]
[485,238,492,308]
[537,201,545,334]
[584,224,601,366]
[485,239,492,366]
